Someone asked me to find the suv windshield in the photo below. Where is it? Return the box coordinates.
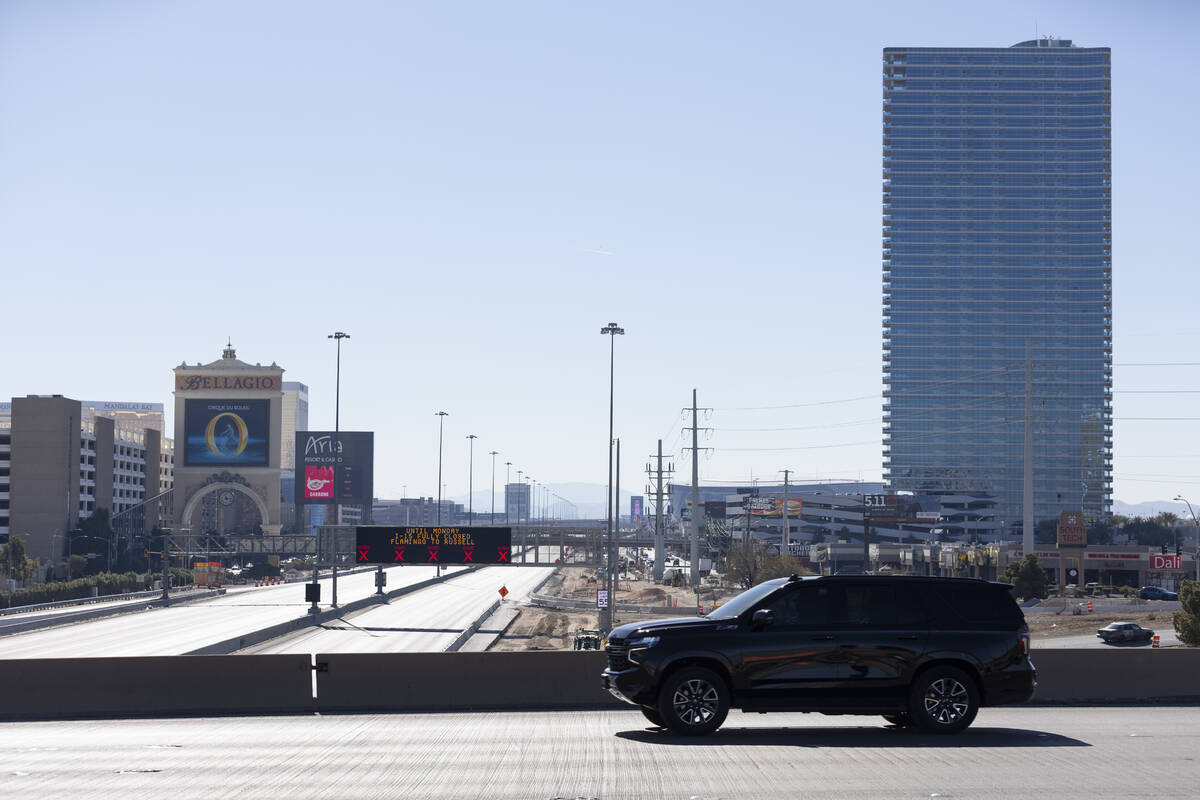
[706,579,788,620]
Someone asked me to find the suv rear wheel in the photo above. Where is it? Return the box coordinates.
[908,666,979,734]
[656,666,729,736]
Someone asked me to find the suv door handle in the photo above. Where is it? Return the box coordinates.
[810,634,835,640]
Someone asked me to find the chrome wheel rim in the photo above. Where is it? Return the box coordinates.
[923,677,969,725]
[671,678,720,727]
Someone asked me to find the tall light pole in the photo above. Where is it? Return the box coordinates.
[1175,495,1199,582]
[600,321,624,633]
[466,434,478,525]
[505,462,512,524]
[436,412,448,574]
[489,451,498,525]
[326,331,350,609]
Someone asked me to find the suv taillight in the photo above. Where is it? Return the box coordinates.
[1019,623,1030,655]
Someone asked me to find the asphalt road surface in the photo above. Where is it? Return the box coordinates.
[245,564,554,653]
[1035,629,1181,648]
[0,566,461,658]
[1,706,1196,799]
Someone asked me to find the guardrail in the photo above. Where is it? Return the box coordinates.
[0,585,218,617]
[1,648,1198,721]
[529,593,687,616]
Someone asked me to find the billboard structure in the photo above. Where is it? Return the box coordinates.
[183,399,270,467]
[742,497,804,517]
[294,431,374,505]
[863,494,940,523]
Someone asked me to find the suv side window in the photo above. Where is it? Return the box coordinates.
[768,583,839,628]
[840,583,928,628]
[927,583,1023,630]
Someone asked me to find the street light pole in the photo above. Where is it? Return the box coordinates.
[1175,495,1199,583]
[436,411,448,576]
[505,462,512,524]
[489,451,499,525]
[600,321,625,633]
[466,434,477,525]
[327,331,350,609]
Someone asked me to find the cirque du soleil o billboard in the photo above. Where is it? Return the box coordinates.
[183,399,270,467]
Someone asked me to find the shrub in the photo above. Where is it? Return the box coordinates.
[1172,580,1200,647]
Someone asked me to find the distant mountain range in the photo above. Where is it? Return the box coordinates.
[1113,500,1196,520]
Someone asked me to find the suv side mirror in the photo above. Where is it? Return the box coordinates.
[751,608,775,631]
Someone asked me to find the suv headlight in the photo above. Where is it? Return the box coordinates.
[626,635,660,663]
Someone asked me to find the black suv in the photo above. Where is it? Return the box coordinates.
[601,575,1035,736]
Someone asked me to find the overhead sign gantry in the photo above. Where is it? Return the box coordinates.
[355,526,512,565]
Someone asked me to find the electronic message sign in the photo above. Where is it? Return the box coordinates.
[294,431,374,505]
[183,399,270,467]
[355,526,512,565]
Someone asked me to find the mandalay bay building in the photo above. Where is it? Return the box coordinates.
[881,38,1112,535]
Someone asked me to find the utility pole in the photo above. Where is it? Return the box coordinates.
[645,440,673,583]
[682,389,712,588]
[1023,340,1034,555]
[780,469,792,554]
[862,491,871,572]
[466,434,477,525]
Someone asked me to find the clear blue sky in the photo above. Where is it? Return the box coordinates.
[2,0,1198,509]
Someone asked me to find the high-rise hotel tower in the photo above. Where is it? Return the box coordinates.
[882,38,1112,533]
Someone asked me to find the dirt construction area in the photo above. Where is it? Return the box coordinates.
[490,565,740,651]
[490,569,1181,650]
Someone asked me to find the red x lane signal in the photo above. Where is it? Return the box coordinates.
[355,527,513,564]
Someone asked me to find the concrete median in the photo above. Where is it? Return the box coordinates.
[315,651,623,711]
[0,654,314,719]
[1031,648,1200,703]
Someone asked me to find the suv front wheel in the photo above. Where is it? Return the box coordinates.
[656,666,729,736]
[908,666,979,734]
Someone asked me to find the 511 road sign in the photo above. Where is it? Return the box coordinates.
[355,526,512,565]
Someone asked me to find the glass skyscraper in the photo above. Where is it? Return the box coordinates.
[882,39,1112,535]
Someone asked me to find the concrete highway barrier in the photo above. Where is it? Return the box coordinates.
[1030,648,1200,703]
[0,654,313,719]
[2,648,1198,720]
[315,651,622,711]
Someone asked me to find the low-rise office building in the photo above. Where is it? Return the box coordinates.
[3,395,173,566]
